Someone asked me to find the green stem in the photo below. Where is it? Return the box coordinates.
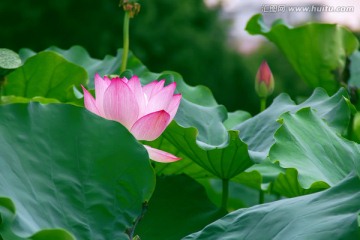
[120,10,130,74]
[259,190,264,204]
[126,202,148,239]
[0,76,4,104]
[221,179,229,210]
[260,97,267,112]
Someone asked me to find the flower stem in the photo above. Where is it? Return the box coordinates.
[126,202,148,239]
[120,10,130,74]
[260,97,267,112]
[221,179,229,210]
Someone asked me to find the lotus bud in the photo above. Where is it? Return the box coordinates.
[255,60,274,98]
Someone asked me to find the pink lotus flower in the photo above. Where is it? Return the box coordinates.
[82,73,182,163]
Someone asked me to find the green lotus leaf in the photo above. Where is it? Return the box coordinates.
[145,121,253,180]
[0,103,155,240]
[4,51,87,103]
[271,168,329,198]
[184,173,360,240]
[234,87,350,163]
[270,107,360,189]
[223,110,252,130]
[0,202,75,240]
[246,14,359,94]
[1,95,61,104]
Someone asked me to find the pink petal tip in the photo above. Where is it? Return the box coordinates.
[144,145,181,163]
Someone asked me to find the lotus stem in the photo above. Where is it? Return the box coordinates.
[221,178,229,210]
[260,97,267,112]
[120,10,130,74]
[0,76,4,104]
[126,201,148,239]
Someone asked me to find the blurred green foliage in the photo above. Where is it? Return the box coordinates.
[0,0,255,113]
[130,1,258,114]
[0,0,310,114]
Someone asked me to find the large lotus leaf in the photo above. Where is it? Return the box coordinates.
[135,175,224,240]
[271,168,329,198]
[0,200,74,240]
[240,158,330,198]
[270,107,360,190]
[153,140,211,180]
[3,52,87,103]
[1,96,60,105]
[184,173,360,240]
[223,110,251,130]
[145,121,253,180]
[0,48,22,77]
[233,160,324,198]
[0,103,155,240]
[246,14,359,94]
[174,97,228,146]
[152,71,221,108]
[233,87,350,163]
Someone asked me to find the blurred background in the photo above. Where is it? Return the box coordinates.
[1,0,359,115]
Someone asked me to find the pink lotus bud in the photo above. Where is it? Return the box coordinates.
[255,60,274,98]
[82,74,182,163]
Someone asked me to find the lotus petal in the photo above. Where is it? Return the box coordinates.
[82,86,100,116]
[94,73,111,116]
[103,78,139,129]
[144,145,181,162]
[143,80,165,99]
[131,110,170,141]
[127,76,147,118]
[144,82,177,116]
[166,93,182,121]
